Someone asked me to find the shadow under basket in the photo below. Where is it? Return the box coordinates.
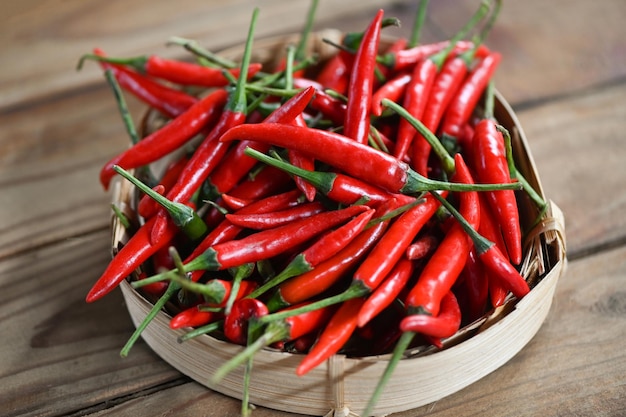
[110,31,567,417]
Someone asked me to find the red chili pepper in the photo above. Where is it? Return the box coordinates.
[248,207,375,299]
[138,155,189,219]
[380,40,489,72]
[85,215,178,302]
[406,234,439,260]
[170,306,223,330]
[224,298,269,345]
[225,201,325,230]
[315,53,349,94]
[222,123,506,196]
[472,118,522,264]
[357,257,415,327]
[343,9,384,145]
[296,297,366,376]
[150,10,261,241]
[371,72,411,117]
[183,204,368,272]
[440,52,502,139]
[459,247,489,321]
[227,166,293,201]
[244,146,415,207]
[91,48,198,118]
[204,86,316,199]
[351,192,442,294]
[399,290,461,338]
[404,154,478,316]
[99,88,228,190]
[288,113,317,202]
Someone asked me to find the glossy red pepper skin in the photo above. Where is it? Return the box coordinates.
[315,53,349,95]
[99,88,228,190]
[371,72,411,117]
[93,48,197,118]
[472,118,522,264]
[225,201,325,230]
[357,257,415,327]
[460,247,489,321]
[406,234,439,260]
[186,204,369,272]
[224,298,269,345]
[138,155,189,219]
[399,291,461,338]
[440,52,502,139]
[144,56,263,87]
[296,297,366,376]
[385,40,489,72]
[85,215,178,302]
[405,155,479,316]
[343,9,384,145]
[170,306,222,330]
[288,113,317,201]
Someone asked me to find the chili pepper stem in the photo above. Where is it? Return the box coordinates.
[167,36,238,69]
[408,0,430,48]
[246,254,312,299]
[224,263,255,315]
[178,320,223,343]
[113,165,207,240]
[120,281,181,357]
[257,281,369,325]
[361,331,416,417]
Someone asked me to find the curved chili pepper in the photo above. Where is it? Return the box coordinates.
[170,306,223,330]
[244,147,414,207]
[183,204,368,272]
[224,298,269,345]
[296,297,365,376]
[379,40,489,72]
[227,166,293,201]
[371,72,411,116]
[150,9,261,242]
[99,88,228,189]
[288,113,317,202]
[138,155,189,219]
[399,290,461,338]
[222,124,520,196]
[472,118,522,264]
[343,9,384,145]
[90,48,198,118]
[357,257,415,328]
[248,207,374,299]
[404,154,478,316]
[225,201,325,230]
[440,52,502,139]
[85,215,178,302]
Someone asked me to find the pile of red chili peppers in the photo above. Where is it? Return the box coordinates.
[82,1,547,415]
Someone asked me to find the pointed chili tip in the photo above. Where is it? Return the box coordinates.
[85,286,107,303]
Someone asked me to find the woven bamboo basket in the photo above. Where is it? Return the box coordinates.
[110,31,567,417]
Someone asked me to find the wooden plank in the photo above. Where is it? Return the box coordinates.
[514,81,626,257]
[43,245,626,416]
[0,229,182,417]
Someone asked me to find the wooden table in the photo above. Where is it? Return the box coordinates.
[2,1,625,416]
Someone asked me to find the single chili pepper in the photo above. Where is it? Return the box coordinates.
[472,119,522,265]
[79,52,263,87]
[266,199,398,311]
[343,9,384,145]
[430,184,530,299]
[488,269,509,308]
[114,165,208,240]
[221,124,521,195]
[296,297,365,376]
[89,48,198,118]
[248,207,374,299]
[212,301,334,383]
[440,52,501,140]
[406,234,439,260]
[170,306,223,330]
[203,86,316,201]
[404,154,478,317]
[138,155,189,219]
[351,192,443,297]
[150,9,260,242]
[244,147,415,207]
[399,290,461,337]
[357,257,415,328]
[459,247,489,321]
[227,165,293,201]
[225,201,325,230]
[315,53,349,95]
[371,72,411,116]
[223,298,269,345]
[220,193,252,211]
[99,88,227,189]
[86,215,178,302]
[288,113,318,202]
[182,204,368,272]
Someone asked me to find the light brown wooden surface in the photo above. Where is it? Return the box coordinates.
[1,0,625,416]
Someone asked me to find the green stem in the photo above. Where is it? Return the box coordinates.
[113,165,207,240]
[167,36,237,69]
[178,320,223,342]
[295,0,319,62]
[408,0,430,48]
[361,331,415,417]
[382,98,456,175]
[459,0,502,66]
[224,263,255,315]
[77,53,148,72]
[120,281,181,357]
[226,7,259,114]
[104,69,140,144]
[110,203,131,229]
[246,255,312,300]
[285,44,296,90]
